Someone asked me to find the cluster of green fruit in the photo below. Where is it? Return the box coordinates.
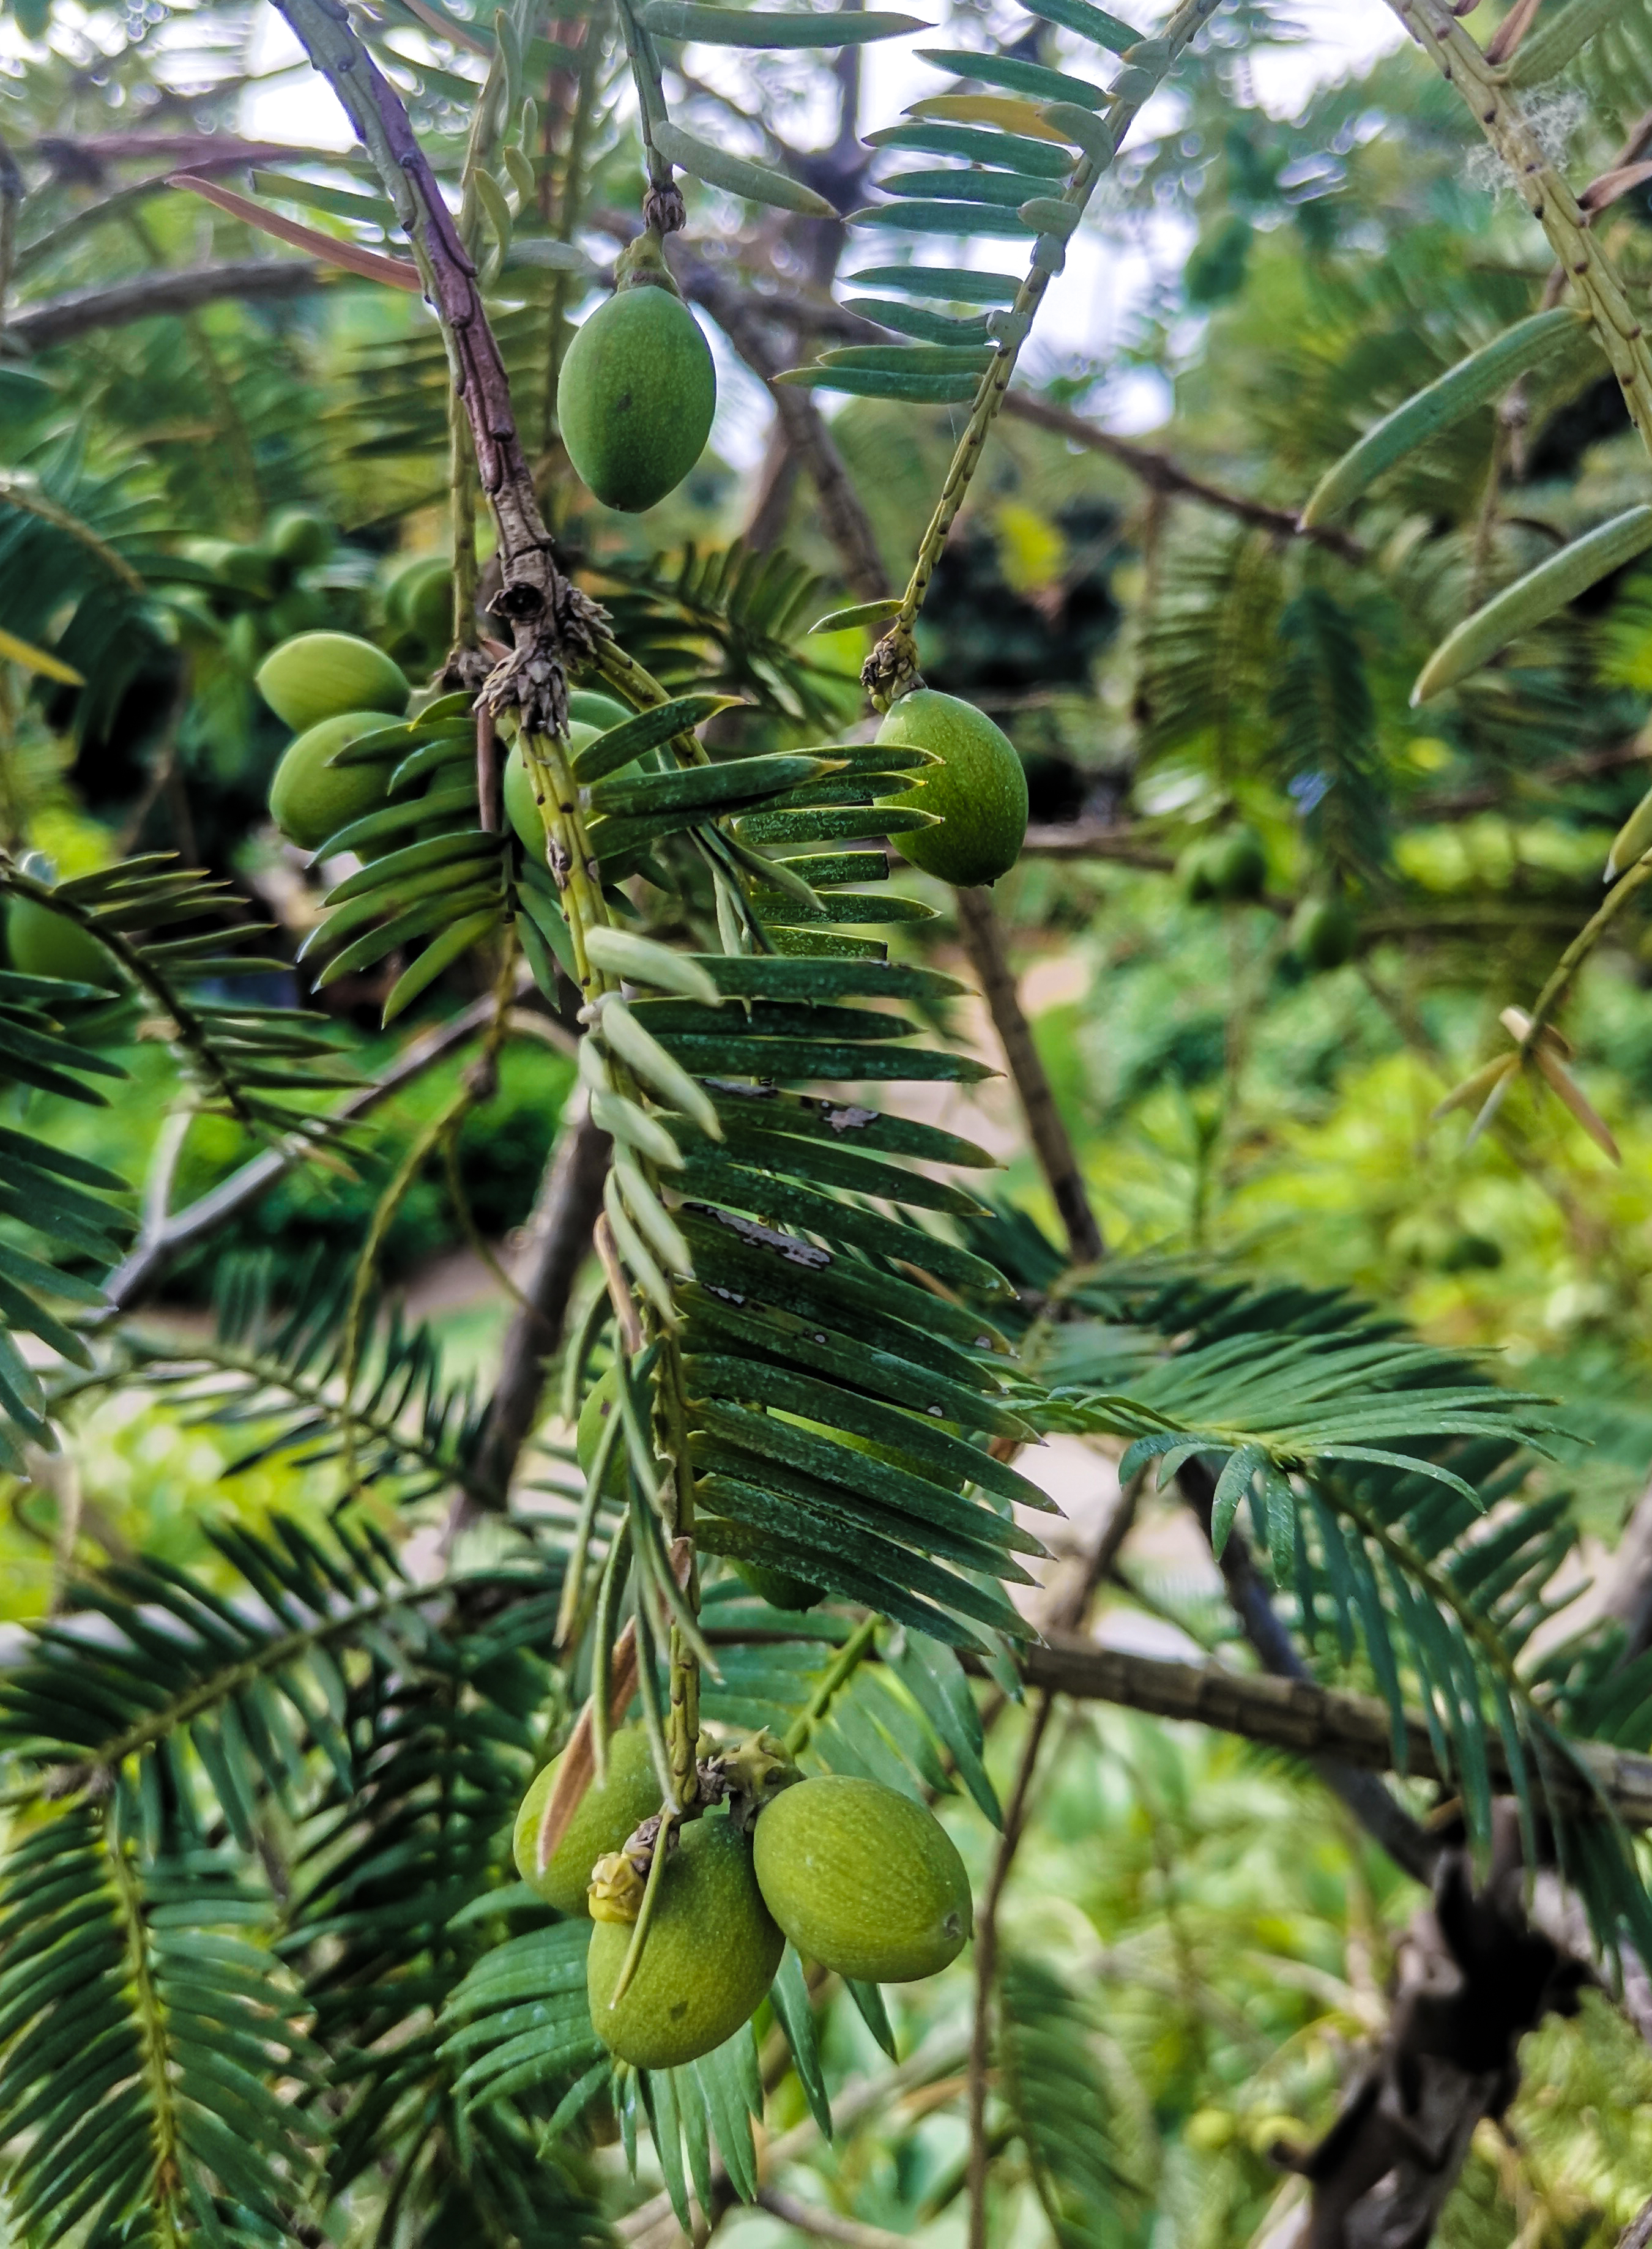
[255,625,640,860]
[513,1731,972,2070]
[257,633,415,852]
[1175,827,1356,970]
[189,509,337,673]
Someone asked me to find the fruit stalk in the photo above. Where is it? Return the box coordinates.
[273,0,608,732]
[861,0,1224,706]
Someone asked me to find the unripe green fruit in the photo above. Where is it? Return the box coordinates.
[386,556,453,645]
[587,1814,783,2069]
[268,508,333,568]
[1177,838,1218,905]
[558,286,717,514]
[732,1561,825,1611]
[6,896,119,988]
[256,632,410,732]
[881,691,1029,889]
[269,711,398,852]
[1205,826,1266,902]
[223,543,278,597]
[569,690,633,733]
[513,1728,662,1914]
[753,1774,972,1983]
[1289,895,1356,972]
[504,725,600,855]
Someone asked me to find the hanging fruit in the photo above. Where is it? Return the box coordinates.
[557,233,716,514]
[881,691,1029,888]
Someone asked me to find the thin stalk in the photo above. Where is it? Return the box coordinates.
[967,1693,1054,2249]
[607,1807,679,2009]
[865,0,1224,701]
[783,1615,879,1757]
[1519,855,1652,1055]
[104,1805,184,2245]
[1385,0,1652,455]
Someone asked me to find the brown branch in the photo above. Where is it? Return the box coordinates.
[755,2190,910,2249]
[1621,2196,1652,2249]
[6,259,329,350]
[466,1091,611,1509]
[1017,1634,1652,1831]
[953,884,1103,1265]
[273,0,605,732]
[1016,822,1174,867]
[966,1693,1053,2249]
[101,979,559,1312]
[1177,1458,1440,1884]
[684,257,890,603]
[999,392,1369,565]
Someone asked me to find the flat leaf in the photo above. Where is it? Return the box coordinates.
[845,260,1022,300]
[916,47,1108,106]
[1412,507,1652,704]
[1301,309,1585,526]
[569,694,740,783]
[652,121,835,215]
[640,2,926,41]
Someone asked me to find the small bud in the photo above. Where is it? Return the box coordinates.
[588,1849,647,1924]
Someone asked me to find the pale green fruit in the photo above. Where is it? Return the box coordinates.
[513,1728,663,1915]
[753,1773,972,1983]
[268,508,332,568]
[6,896,118,988]
[568,690,632,733]
[256,632,410,732]
[268,711,398,852]
[587,1814,783,2068]
[503,723,599,854]
[881,691,1028,888]
[1289,895,1356,971]
[732,1560,824,1611]
[558,286,717,513]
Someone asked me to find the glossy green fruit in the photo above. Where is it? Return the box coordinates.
[733,1561,825,1611]
[7,895,118,988]
[256,632,410,732]
[269,710,398,852]
[559,286,717,513]
[753,1774,972,1983]
[268,508,333,568]
[569,690,632,733]
[1289,895,1356,971]
[1177,838,1218,904]
[1206,827,1267,902]
[386,556,454,645]
[587,1814,783,2068]
[513,1728,663,1915]
[504,724,600,855]
[881,691,1028,888]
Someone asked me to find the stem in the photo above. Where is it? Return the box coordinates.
[953,885,1103,1265]
[1385,0,1652,455]
[967,1693,1054,2249]
[273,0,607,732]
[608,1808,679,2007]
[1519,853,1652,1055]
[864,0,1225,699]
[783,1614,879,1757]
[105,1808,184,2242]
